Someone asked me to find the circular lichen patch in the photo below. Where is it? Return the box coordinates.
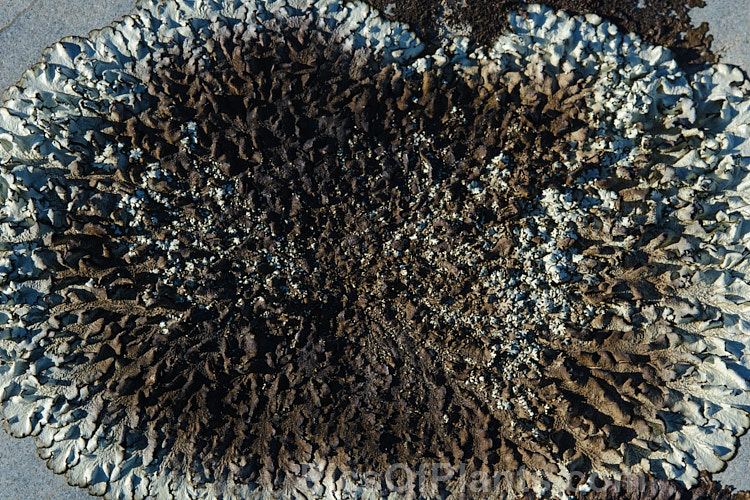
[2,1,750,499]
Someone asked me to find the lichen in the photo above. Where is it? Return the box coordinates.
[1,1,750,499]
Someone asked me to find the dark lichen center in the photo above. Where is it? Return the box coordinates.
[50,19,656,489]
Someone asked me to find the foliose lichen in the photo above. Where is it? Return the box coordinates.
[1,1,750,499]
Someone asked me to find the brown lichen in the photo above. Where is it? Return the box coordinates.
[365,0,716,67]
[2,1,750,499]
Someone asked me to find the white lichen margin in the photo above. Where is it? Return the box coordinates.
[1,0,750,499]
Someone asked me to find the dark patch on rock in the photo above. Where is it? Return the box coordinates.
[575,471,744,500]
[365,0,716,67]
